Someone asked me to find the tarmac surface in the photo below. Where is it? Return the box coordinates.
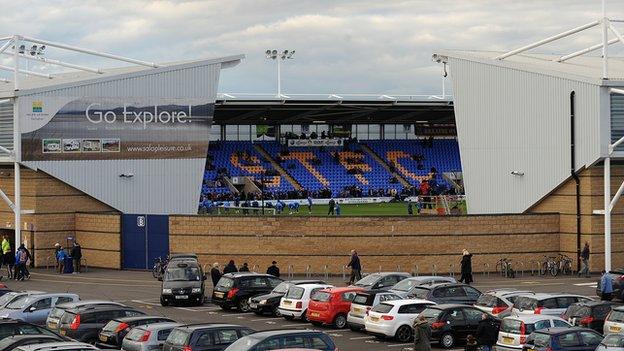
[3,268,602,351]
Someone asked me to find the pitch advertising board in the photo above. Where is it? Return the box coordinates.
[19,97,213,161]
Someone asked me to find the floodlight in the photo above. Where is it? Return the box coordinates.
[29,45,37,56]
[18,45,25,54]
[37,45,45,55]
[272,49,277,55]
[265,49,271,57]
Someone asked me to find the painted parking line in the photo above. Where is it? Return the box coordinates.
[574,282,597,287]
[131,299,161,307]
[350,336,375,340]
[251,317,283,322]
[387,343,412,348]
[281,323,305,327]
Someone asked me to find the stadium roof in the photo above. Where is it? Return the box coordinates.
[434,50,624,85]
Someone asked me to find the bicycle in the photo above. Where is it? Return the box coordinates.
[540,256,558,277]
[152,256,168,279]
[496,258,515,278]
[557,254,573,275]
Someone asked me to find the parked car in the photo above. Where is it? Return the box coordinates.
[0,335,67,351]
[364,299,436,342]
[278,283,333,321]
[603,305,624,334]
[121,322,181,351]
[347,290,402,331]
[57,304,145,343]
[497,315,571,350]
[388,276,457,298]
[563,300,618,333]
[249,279,326,316]
[96,315,176,349]
[0,291,45,309]
[162,324,255,351]
[46,300,126,332]
[0,293,79,326]
[408,283,482,305]
[351,272,411,291]
[160,259,207,306]
[306,287,364,328]
[420,304,494,348]
[512,293,593,316]
[13,342,99,351]
[223,330,337,351]
[169,253,199,262]
[0,319,62,340]
[475,289,535,318]
[212,273,283,312]
[596,268,624,300]
[596,334,624,351]
[522,327,603,351]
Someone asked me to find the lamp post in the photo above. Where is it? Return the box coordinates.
[265,49,295,98]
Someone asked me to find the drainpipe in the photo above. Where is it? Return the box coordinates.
[570,91,581,272]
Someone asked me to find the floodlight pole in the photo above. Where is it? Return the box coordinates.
[602,0,609,78]
[12,35,21,250]
[276,57,282,98]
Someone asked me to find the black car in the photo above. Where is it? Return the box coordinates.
[249,279,326,316]
[212,273,283,312]
[597,269,624,300]
[350,272,411,291]
[408,283,482,305]
[95,315,176,349]
[224,329,337,351]
[522,327,603,351]
[163,324,254,351]
[0,335,66,351]
[420,304,497,348]
[0,319,62,341]
[161,259,207,306]
[57,304,145,343]
[563,300,619,333]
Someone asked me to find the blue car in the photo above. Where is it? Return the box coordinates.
[522,327,603,351]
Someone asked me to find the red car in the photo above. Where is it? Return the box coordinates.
[307,287,364,328]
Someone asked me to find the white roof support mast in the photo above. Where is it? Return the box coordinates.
[0,34,163,250]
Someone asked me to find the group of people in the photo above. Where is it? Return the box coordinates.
[0,235,32,281]
[54,242,82,274]
[209,260,281,286]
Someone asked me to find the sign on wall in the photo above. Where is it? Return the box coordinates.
[287,138,344,147]
[20,97,213,161]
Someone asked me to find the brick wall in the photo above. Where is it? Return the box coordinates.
[75,213,121,269]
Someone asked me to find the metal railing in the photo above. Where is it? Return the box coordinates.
[413,264,419,277]
[482,263,490,277]
[448,264,455,278]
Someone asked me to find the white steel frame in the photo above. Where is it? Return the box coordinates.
[0,34,159,249]
[496,1,623,272]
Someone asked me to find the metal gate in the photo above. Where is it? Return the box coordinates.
[121,214,169,270]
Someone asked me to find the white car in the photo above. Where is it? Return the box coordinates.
[278,283,333,321]
[497,315,571,350]
[604,305,624,334]
[347,290,402,331]
[364,299,436,343]
[474,289,534,317]
[511,293,592,316]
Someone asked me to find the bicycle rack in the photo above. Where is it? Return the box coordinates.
[449,264,455,278]
[535,261,542,276]
[482,263,490,277]
[287,265,294,279]
[396,264,402,272]
[432,264,437,276]
[305,265,311,278]
[342,266,346,281]
[83,258,88,273]
[378,265,382,273]
[517,261,525,277]
[45,256,53,270]
[252,264,259,273]
[413,264,419,277]
[323,265,329,280]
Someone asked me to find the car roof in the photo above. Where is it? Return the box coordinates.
[0,334,60,342]
[430,304,480,310]
[55,300,123,309]
[70,304,137,313]
[379,299,435,307]
[243,329,325,338]
[420,282,471,290]
[356,289,399,296]
[534,327,594,335]
[168,260,200,267]
[363,272,411,278]
[571,300,618,307]
[289,280,326,285]
[320,287,364,293]
[516,293,586,300]
[293,283,332,290]
[22,293,77,299]
[174,323,244,331]
[15,342,96,351]
[223,272,273,278]
[504,315,565,323]
[113,316,170,323]
[483,289,534,297]
[133,322,181,331]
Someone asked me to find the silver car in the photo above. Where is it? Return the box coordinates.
[14,342,98,351]
[46,300,125,331]
[597,334,624,351]
[0,293,79,325]
[496,314,571,350]
[388,276,457,298]
[122,322,181,351]
[0,291,45,309]
[474,289,534,318]
[511,293,592,316]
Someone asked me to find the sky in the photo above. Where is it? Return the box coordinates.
[0,0,623,96]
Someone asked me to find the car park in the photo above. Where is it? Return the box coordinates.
[160,259,207,306]
[347,290,402,331]
[522,327,603,351]
[563,300,617,333]
[596,333,624,351]
[13,342,99,351]
[121,322,181,351]
[46,300,126,332]
[249,279,326,316]
[0,293,79,325]
[351,272,411,291]
[162,324,255,351]
[0,319,62,340]
[497,315,571,350]
[0,335,67,351]
[57,304,145,343]
[212,273,283,312]
[408,283,482,305]
[388,276,457,298]
[512,293,593,316]
[96,315,176,349]
[223,330,337,351]
[474,289,535,318]
[278,283,333,321]
[307,287,364,328]
[420,304,493,348]
[603,305,624,334]
[364,299,436,342]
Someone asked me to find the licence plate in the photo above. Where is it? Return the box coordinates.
[99,334,107,342]
[354,308,363,314]
[175,295,189,299]
[214,292,224,298]
[284,301,292,305]
[59,330,66,336]
[311,312,320,317]
[47,322,56,329]
[503,337,514,344]
[610,326,622,332]
[370,317,379,322]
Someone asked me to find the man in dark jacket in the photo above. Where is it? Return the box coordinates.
[239,262,250,272]
[267,261,280,277]
[70,242,82,274]
[328,198,336,215]
[347,250,362,284]
[210,263,222,286]
[475,313,498,351]
[223,260,238,274]
[579,242,590,278]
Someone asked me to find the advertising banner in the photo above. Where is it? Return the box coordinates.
[20,97,213,161]
[287,138,344,147]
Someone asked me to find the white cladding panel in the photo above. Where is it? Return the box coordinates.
[449,57,604,214]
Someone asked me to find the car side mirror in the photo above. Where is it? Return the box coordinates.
[27,306,36,312]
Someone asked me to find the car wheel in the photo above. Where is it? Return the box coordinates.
[284,315,294,321]
[274,308,282,317]
[238,299,251,312]
[395,325,413,343]
[333,314,347,329]
[440,332,455,349]
[160,297,169,307]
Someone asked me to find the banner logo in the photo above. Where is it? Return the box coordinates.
[32,101,43,113]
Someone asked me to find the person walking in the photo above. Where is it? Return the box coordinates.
[579,242,590,278]
[15,245,27,281]
[328,198,335,215]
[475,313,498,351]
[459,249,473,284]
[307,196,313,214]
[600,270,614,301]
[335,202,341,216]
[239,262,250,272]
[407,200,414,215]
[223,260,238,274]
[267,261,280,277]
[21,244,31,280]
[412,315,431,351]
[1,235,11,279]
[346,250,362,284]
[210,263,222,286]
[70,242,82,274]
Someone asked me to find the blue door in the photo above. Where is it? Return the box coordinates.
[146,215,169,269]
[122,214,169,270]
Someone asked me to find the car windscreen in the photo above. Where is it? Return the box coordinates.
[514,297,538,310]
[166,329,191,346]
[48,307,66,319]
[272,282,291,294]
[609,310,624,322]
[125,327,147,341]
[216,277,234,289]
[223,335,261,351]
[164,266,201,282]
[312,292,332,302]
[371,303,394,313]
[391,279,417,292]
[476,294,499,307]
[285,287,305,299]
[353,274,380,287]
[531,333,551,347]
[102,320,123,332]
[603,334,624,347]
[409,287,430,299]
[0,293,20,307]
[353,293,373,306]
[500,319,536,334]
[6,296,33,310]
[565,305,590,318]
